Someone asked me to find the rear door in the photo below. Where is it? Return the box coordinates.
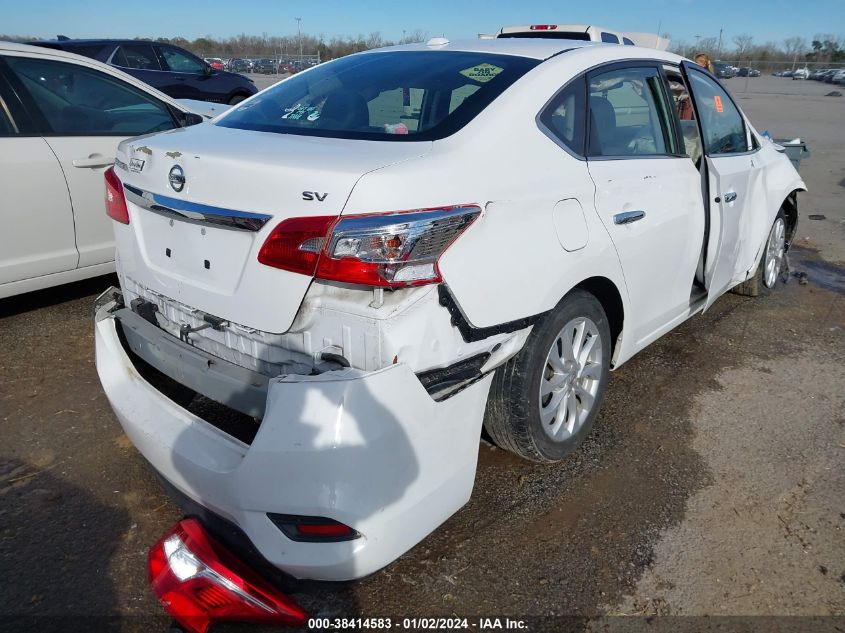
[109,43,165,91]
[4,54,180,268]
[0,63,77,286]
[585,63,705,346]
[681,63,755,309]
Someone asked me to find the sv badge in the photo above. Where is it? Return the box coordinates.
[302,191,328,202]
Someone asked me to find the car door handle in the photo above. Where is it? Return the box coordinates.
[72,155,113,169]
[723,191,738,203]
[613,210,646,225]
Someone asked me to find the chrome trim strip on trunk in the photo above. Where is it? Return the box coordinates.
[123,183,272,231]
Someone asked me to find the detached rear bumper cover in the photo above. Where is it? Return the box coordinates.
[95,302,492,581]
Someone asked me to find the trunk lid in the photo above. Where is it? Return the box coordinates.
[115,124,430,333]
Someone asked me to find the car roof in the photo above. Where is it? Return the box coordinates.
[26,38,153,46]
[367,37,678,62]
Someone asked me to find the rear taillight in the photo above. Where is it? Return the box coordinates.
[148,518,307,633]
[258,205,480,287]
[257,215,336,275]
[104,166,129,224]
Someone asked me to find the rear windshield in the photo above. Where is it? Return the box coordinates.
[498,32,590,41]
[217,51,539,141]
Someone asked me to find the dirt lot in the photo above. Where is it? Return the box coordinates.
[1,75,843,633]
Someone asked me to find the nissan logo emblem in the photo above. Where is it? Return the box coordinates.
[168,165,185,192]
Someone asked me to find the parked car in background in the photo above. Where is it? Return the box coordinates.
[29,39,257,104]
[97,39,804,622]
[494,24,669,48]
[228,58,252,73]
[832,69,845,84]
[278,62,298,75]
[203,57,225,71]
[0,42,217,298]
[792,67,809,79]
[713,61,737,78]
[737,67,759,77]
[252,58,278,74]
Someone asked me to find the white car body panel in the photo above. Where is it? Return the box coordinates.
[0,138,78,286]
[0,42,215,298]
[96,40,806,580]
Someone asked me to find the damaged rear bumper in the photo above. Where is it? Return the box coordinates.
[95,297,493,581]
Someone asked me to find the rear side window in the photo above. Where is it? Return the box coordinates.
[498,31,590,41]
[686,69,748,154]
[587,66,673,157]
[4,56,176,136]
[218,51,539,141]
[601,32,620,44]
[623,37,635,46]
[539,76,586,155]
[112,44,161,70]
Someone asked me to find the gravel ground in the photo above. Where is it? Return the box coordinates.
[0,75,843,633]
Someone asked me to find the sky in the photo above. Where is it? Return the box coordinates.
[3,0,843,47]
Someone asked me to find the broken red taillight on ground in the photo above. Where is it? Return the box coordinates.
[148,518,307,633]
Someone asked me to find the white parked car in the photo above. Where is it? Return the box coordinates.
[0,42,225,299]
[95,37,805,595]
[792,67,810,80]
[497,23,634,45]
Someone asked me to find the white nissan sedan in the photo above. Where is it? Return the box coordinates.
[95,38,804,585]
[0,42,226,299]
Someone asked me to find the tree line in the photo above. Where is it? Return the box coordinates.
[669,32,845,66]
[0,30,429,61]
[3,29,842,66]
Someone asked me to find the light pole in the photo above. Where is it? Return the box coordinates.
[295,17,303,65]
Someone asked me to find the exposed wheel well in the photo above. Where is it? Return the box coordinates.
[782,190,801,245]
[574,277,624,357]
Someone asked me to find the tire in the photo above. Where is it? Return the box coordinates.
[730,209,787,298]
[228,94,248,105]
[483,289,611,463]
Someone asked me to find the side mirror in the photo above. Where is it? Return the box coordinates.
[203,64,213,76]
[179,112,205,127]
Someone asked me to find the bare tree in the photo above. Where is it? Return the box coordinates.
[732,33,754,62]
[783,36,806,61]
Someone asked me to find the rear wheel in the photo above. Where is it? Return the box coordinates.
[228,94,248,105]
[484,290,611,463]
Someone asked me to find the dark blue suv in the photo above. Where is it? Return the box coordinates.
[29,39,258,105]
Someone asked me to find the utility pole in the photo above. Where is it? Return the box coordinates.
[295,17,303,65]
[716,28,723,58]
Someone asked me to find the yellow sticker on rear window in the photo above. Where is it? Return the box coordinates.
[459,63,504,83]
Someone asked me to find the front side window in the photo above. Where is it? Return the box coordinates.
[686,69,748,155]
[539,76,586,155]
[217,51,539,141]
[112,44,161,71]
[159,47,205,74]
[587,66,673,157]
[5,56,176,136]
